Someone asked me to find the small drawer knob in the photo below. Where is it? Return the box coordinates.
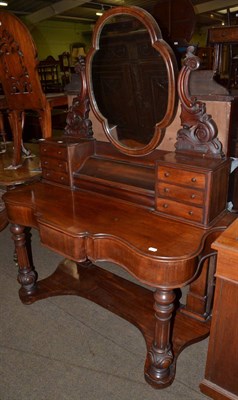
[164,187,169,193]
[191,177,197,183]
[164,172,170,178]
[46,172,50,177]
[60,176,65,181]
[44,161,48,165]
[191,194,196,199]
[163,203,169,209]
[57,151,62,155]
[188,210,194,216]
[58,163,62,168]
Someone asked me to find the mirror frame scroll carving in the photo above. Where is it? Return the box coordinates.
[175,46,223,158]
[86,6,178,156]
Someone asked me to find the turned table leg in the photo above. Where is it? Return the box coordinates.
[10,224,37,294]
[145,288,176,388]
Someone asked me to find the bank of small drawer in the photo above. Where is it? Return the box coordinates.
[41,157,68,174]
[157,182,204,206]
[42,169,70,185]
[158,167,206,189]
[156,198,203,223]
[40,143,67,159]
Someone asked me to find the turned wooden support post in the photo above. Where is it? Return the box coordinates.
[10,224,37,293]
[146,288,176,386]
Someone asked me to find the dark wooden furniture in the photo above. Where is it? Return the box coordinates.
[0,95,7,153]
[152,0,196,67]
[0,142,41,231]
[188,69,238,211]
[3,6,237,391]
[200,219,238,400]
[0,12,68,168]
[196,47,213,70]
[208,26,238,90]
[38,56,62,93]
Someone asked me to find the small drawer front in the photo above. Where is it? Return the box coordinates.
[156,198,203,223]
[158,166,206,189]
[42,169,70,185]
[157,182,204,205]
[40,143,67,159]
[41,157,68,173]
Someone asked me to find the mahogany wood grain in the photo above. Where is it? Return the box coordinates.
[181,226,234,320]
[200,219,238,399]
[0,12,67,167]
[4,182,221,286]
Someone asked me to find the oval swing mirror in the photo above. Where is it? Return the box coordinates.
[86,6,178,156]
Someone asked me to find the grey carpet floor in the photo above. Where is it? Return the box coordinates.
[0,226,210,400]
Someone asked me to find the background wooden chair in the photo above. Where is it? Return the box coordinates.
[0,11,68,168]
[38,55,63,93]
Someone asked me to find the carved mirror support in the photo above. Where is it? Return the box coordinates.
[64,56,93,138]
[175,46,223,158]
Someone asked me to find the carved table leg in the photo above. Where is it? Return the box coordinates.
[145,288,176,388]
[10,224,37,295]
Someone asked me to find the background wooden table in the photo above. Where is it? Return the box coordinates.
[0,142,41,231]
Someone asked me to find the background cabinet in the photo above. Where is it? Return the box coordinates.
[200,219,238,399]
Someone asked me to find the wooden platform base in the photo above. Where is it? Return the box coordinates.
[19,259,210,389]
[200,379,237,400]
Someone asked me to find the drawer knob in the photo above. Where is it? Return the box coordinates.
[188,210,194,216]
[46,172,50,177]
[191,194,196,199]
[191,177,197,183]
[43,148,47,152]
[60,176,65,181]
[164,172,170,177]
[163,203,169,209]
[164,187,169,193]
[58,151,62,155]
[44,161,48,165]
[58,163,63,168]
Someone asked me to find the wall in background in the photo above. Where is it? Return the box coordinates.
[190,27,208,48]
[25,19,92,60]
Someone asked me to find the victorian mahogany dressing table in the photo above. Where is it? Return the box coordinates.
[3,7,236,390]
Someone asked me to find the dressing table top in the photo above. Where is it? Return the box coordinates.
[4,181,235,289]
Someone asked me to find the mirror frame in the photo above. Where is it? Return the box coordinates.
[86,6,178,156]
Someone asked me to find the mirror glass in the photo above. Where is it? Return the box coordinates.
[91,14,169,149]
